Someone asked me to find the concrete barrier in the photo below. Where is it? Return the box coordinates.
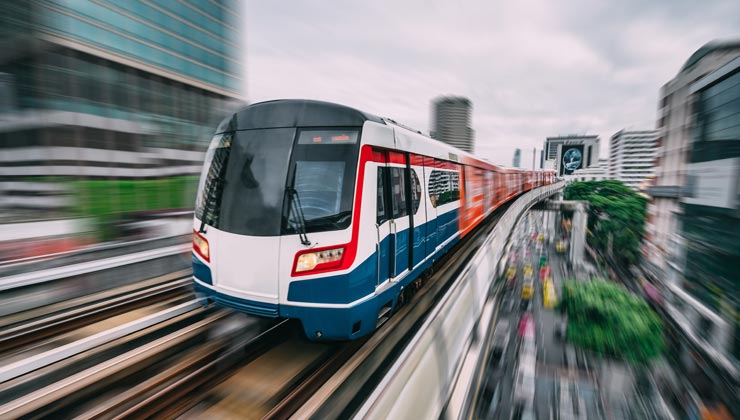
[354,182,565,419]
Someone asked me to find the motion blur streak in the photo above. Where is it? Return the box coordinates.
[0,0,244,259]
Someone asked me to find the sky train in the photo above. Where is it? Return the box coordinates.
[192,100,555,340]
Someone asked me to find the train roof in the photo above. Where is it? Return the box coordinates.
[216,99,385,133]
[217,99,552,174]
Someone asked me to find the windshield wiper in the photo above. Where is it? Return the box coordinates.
[303,210,352,228]
[288,187,312,246]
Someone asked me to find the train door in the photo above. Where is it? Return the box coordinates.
[494,172,503,205]
[376,151,413,282]
[376,164,392,286]
[423,157,437,255]
[484,171,493,214]
[408,156,425,268]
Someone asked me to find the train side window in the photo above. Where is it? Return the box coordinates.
[377,168,387,224]
[449,171,460,204]
[428,170,444,207]
[391,167,408,218]
[410,169,421,214]
[428,169,460,207]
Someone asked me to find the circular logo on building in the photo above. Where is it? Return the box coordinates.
[563,148,583,171]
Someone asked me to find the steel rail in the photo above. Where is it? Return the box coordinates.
[73,340,226,419]
[108,318,292,419]
[0,310,228,418]
[0,269,190,330]
[0,276,191,352]
[0,298,204,383]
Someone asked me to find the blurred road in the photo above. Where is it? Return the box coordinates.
[488,211,604,420]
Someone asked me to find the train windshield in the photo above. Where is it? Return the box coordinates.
[195,128,360,237]
[285,129,360,234]
[196,128,295,236]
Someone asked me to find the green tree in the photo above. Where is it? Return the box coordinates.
[564,180,648,265]
[560,279,664,365]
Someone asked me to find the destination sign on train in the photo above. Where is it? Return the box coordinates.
[298,130,359,145]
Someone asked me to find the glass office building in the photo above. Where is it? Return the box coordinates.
[0,0,243,222]
[682,56,740,360]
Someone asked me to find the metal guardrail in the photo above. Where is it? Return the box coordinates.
[0,236,192,317]
[0,232,191,275]
[354,182,565,419]
[0,245,189,292]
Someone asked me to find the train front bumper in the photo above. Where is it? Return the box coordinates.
[193,277,387,341]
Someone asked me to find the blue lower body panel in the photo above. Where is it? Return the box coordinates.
[192,230,461,341]
[193,281,279,317]
[282,236,459,340]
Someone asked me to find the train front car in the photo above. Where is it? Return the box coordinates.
[192,100,390,340]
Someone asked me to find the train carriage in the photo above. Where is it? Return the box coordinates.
[192,100,554,340]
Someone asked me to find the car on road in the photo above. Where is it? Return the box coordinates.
[522,263,533,281]
[517,312,534,338]
[539,265,550,282]
[555,314,568,340]
[491,319,510,363]
[521,281,534,301]
[514,316,536,418]
[555,240,566,253]
[505,266,518,290]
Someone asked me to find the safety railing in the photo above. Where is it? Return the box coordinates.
[354,182,565,420]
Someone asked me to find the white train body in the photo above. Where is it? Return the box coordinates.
[192,100,554,340]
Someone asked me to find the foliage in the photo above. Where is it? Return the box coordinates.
[564,180,648,265]
[560,279,665,365]
[72,176,199,240]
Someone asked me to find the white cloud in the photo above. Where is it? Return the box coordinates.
[244,0,739,165]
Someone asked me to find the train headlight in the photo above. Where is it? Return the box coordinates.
[193,230,210,262]
[293,246,345,274]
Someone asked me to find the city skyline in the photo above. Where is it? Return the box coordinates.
[243,0,739,166]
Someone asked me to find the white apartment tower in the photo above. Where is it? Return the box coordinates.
[608,130,658,190]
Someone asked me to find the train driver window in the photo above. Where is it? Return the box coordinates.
[377,168,387,224]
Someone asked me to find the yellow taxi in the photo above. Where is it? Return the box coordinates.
[522,263,534,280]
[506,266,517,282]
[556,241,566,253]
[521,281,534,301]
[543,278,558,309]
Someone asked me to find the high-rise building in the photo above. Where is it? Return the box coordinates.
[0,0,244,220]
[512,148,521,167]
[643,41,740,407]
[608,129,658,190]
[644,41,740,272]
[543,135,600,176]
[539,149,545,169]
[678,55,740,366]
[430,96,475,153]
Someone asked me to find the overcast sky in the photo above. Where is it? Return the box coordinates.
[243,1,739,166]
